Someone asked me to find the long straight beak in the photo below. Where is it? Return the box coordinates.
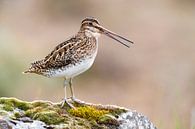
[96,25,134,48]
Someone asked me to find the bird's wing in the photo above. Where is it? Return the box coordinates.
[24,36,85,74]
[43,36,84,69]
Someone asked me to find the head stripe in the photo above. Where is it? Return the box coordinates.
[81,17,99,24]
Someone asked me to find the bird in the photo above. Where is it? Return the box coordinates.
[23,17,134,108]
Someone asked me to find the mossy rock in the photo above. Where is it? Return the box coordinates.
[32,110,65,124]
[0,97,157,129]
[0,97,32,111]
[68,106,109,121]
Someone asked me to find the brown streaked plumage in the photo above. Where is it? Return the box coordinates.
[24,17,134,108]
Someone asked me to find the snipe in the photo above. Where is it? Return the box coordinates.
[24,17,134,108]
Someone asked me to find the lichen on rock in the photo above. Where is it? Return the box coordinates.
[68,106,109,121]
[0,97,157,129]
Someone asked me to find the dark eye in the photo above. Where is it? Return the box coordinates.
[89,22,93,26]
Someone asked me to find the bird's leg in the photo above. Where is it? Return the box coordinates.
[68,78,83,104]
[61,78,74,108]
[69,78,76,101]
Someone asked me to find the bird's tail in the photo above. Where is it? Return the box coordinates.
[23,66,37,74]
[23,60,44,74]
[23,68,34,74]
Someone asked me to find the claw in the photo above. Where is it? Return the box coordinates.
[68,96,76,102]
[67,96,81,103]
[70,97,85,105]
[61,98,75,109]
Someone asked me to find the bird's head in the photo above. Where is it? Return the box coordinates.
[80,17,101,38]
[80,17,134,47]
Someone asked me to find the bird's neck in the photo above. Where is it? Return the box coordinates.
[77,30,98,55]
[78,29,100,39]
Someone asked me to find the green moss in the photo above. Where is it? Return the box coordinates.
[25,107,42,118]
[69,106,109,121]
[32,101,50,108]
[98,114,119,126]
[0,98,67,125]
[2,104,14,111]
[99,114,113,123]
[24,102,66,125]
[14,112,21,118]
[109,108,126,117]
[0,110,9,116]
[0,97,32,110]
[0,97,126,128]
[33,110,65,125]
[90,120,106,129]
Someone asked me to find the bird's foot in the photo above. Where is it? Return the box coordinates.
[61,98,75,109]
[69,96,76,102]
[68,97,85,105]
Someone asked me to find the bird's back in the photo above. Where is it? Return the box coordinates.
[24,33,98,78]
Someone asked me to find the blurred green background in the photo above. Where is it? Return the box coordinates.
[0,0,195,128]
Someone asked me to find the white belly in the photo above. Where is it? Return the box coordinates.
[57,58,95,78]
[51,53,97,78]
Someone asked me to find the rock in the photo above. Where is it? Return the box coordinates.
[0,119,12,129]
[0,97,157,129]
